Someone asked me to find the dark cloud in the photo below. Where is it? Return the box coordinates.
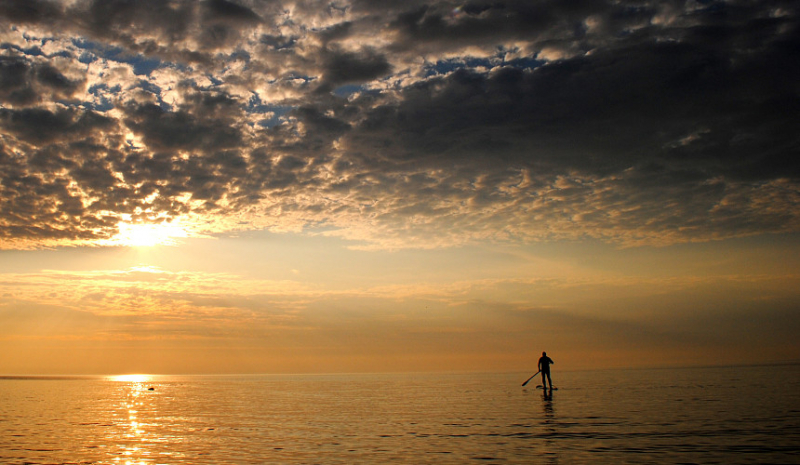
[0,0,798,248]
[0,56,83,106]
[81,0,194,43]
[200,0,262,49]
[0,0,63,25]
[0,56,38,106]
[0,107,114,144]
[205,0,261,24]
[122,101,243,152]
[344,28,800,181]
[316,47,392,92]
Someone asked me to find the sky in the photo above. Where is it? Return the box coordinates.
[0,0,799,375]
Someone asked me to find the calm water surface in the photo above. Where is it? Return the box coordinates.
[1,365,798,464]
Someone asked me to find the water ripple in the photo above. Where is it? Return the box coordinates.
[0,367,798,464]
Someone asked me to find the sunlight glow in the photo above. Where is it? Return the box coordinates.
[112,222,189,247]
[112,374,151,383]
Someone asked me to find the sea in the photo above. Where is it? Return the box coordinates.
[1,364,798,464]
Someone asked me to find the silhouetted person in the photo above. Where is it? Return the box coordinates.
[538,351,554,389]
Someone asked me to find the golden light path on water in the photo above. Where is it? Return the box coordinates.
[110,375,156,465]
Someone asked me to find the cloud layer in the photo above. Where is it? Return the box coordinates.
[3,261,797,372]
[1,0,799,249]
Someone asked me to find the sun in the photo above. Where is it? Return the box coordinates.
[113,222,189,247]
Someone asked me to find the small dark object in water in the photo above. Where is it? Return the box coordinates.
[148,387,155,391]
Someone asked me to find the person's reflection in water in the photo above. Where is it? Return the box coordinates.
[541,385,557,464]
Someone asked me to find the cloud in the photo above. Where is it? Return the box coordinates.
[0,106,113,143]
[0,0,63,25]
[0,0,798,249]
[0,55,84,106]
[3,265,796,370]
[315,46,392,93]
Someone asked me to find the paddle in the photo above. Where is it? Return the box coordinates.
[521,371,540,387]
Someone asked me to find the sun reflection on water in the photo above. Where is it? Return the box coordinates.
[109,374,159,464]
[112,374,152,383]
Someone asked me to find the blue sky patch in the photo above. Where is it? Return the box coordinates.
[72,38,164,75]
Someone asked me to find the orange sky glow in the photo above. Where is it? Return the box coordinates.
[1,0,798,374]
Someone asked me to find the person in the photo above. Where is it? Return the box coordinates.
[538,351,554,389]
